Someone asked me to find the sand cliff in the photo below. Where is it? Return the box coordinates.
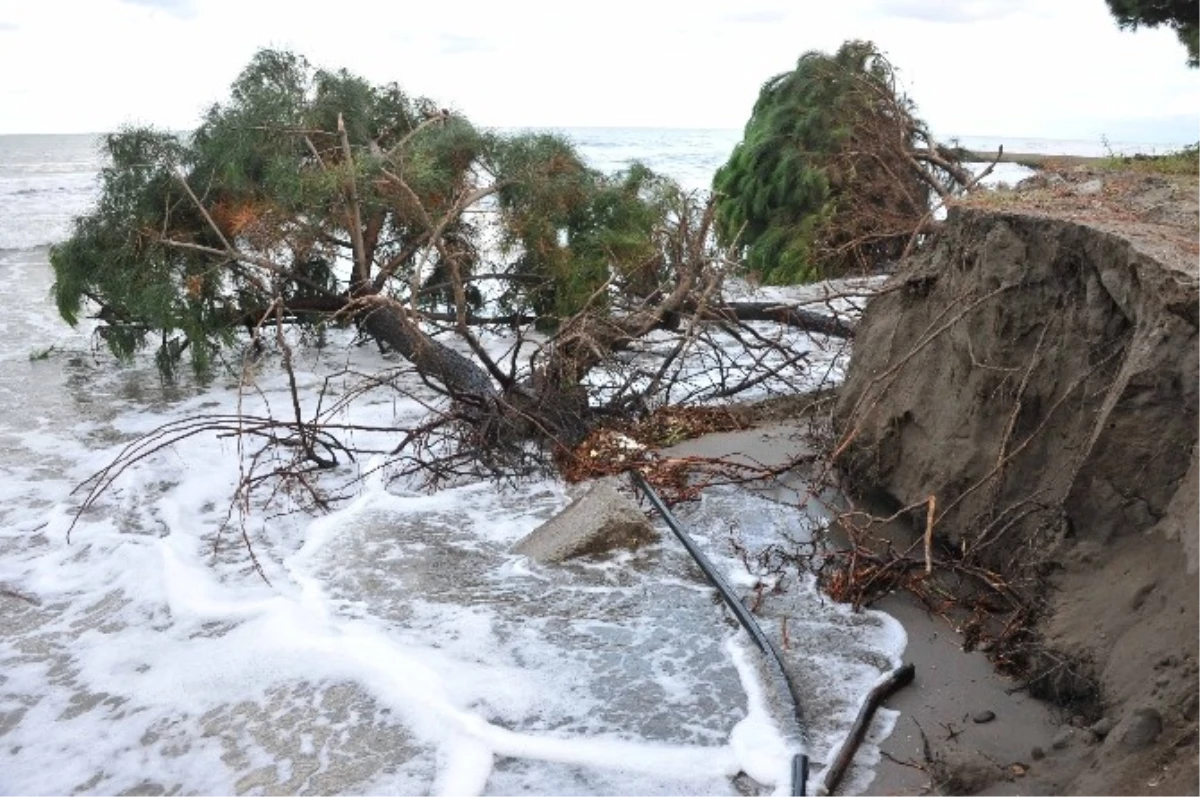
[833,169,1199,794]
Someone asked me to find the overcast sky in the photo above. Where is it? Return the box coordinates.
[0,0,1196,143]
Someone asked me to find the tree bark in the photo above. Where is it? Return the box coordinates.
[709,302,855,339]
[414,303,856,339]
[358,299,497,401]
[355,298,590,447]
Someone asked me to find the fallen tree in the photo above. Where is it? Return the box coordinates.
[52,50,864,525]
[713,40,977,284]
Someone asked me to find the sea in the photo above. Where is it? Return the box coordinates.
[0,128,1172,796]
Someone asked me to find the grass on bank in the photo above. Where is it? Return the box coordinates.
[1097,142,1199,176]
[963,142,1199,176]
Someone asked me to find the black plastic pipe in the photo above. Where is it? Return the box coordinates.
[821,663,915,795]
[629,470,810,796]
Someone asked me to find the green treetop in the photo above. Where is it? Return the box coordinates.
[51,49,684,376]
[713,40,971,285]
[1106,0,1199,67]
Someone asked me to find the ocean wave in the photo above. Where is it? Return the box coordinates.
[0,208,75,248]
[0,244,53,258]
[10,184,78,193]
[0,228,69,250]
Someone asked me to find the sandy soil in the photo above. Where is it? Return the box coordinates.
[833,165,1199,796]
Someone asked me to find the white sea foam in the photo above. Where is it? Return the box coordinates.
[0,129,928,795]
[0,294,903,793]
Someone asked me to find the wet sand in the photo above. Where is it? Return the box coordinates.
[662,420,1071,795]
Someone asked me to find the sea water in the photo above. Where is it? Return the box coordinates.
[0,127,1156,795]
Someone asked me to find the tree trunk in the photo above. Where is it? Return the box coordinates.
[357,299,591,449]
[353,294,853,455]
[711,302,855,338]
[359,301,497,400]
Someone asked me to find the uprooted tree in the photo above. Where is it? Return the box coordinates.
[713,40,977,284]
[52,49,859,507]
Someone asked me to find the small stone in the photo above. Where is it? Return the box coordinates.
[1051,728,1074,750]
[1129,581,1156,610]
[972,710,996,724]
[1030,746,1045,761]
[1074,178,1104,196]
[1114,708,1163,750]
[1180,696,1200,724]
[1089,717,1115,738]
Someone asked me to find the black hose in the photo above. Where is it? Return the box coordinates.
[629,470,810,796]
[821,663,915,796]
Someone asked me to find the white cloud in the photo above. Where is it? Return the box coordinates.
[0,0,1195,143]
[872,0,1024,24]
[436,34,497,56]
[721,8,792,25]
[118,0,194,17]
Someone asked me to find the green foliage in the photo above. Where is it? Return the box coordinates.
[713,40,942,284]
[51,127,225,370]
[51,49,684,374]
[496,150,671,321]
[1100,141,1200,174]
[1105,0,1198,67]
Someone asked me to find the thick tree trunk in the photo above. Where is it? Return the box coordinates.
[711,302,855,338]
[358,301,497,400]
[357,299,591,448]
[416,302,856,339]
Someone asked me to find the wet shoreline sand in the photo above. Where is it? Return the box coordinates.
[661,418,1072,795]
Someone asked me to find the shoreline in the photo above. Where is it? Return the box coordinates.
[867,586,1070,795]
[658,416,1074,795]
